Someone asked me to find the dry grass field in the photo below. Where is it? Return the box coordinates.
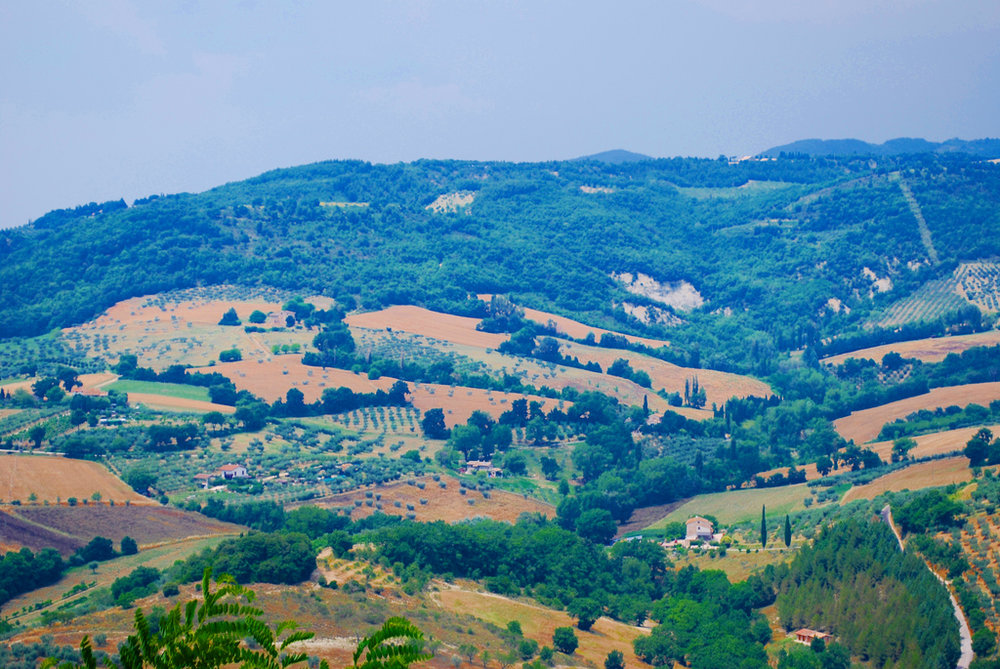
[433,585,649,669]
[673,547,796,583]
[821,330,1000,366]
[10,579,510,669]
[308,475,554,524]
[832,382,1000,444]
[0,454,151,506]
[841,456,973,502]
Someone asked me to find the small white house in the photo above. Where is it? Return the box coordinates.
[685,516,715,541]
[217,464,249,479]
[460,460,503,477]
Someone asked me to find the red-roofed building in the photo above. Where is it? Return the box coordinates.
[792,629,833,645]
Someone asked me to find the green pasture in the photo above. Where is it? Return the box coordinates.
[646,483,817,527]
[106,380,211,402]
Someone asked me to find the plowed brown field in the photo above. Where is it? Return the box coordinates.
[833,382,1000,444]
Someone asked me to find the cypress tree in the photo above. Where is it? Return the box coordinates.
[760,505,767,548]
[784,514,791,547]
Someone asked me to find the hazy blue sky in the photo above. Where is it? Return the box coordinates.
[2,0,998,228]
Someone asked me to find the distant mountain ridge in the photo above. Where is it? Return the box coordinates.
[574,149,654,163]
[760,137,1000,158]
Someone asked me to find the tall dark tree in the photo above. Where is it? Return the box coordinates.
[760,505,767,548]
[218,307,241,326]
[783,514,791,548]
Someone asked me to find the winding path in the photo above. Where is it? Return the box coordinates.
[881,505,972,669]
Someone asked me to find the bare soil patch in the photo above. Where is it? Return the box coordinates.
[833,382,1000,444]
[0,454,151,506]
[308,475,554,524]
[842,456,973,502]
[822,330,1000,366]
[616,500,687,539]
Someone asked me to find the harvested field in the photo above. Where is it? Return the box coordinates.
[0,504,241,555]
[0,454,151,506]
[307,475,554,524]
[833,382,1000,444]
[127,393,236,414]
[408,384,562,427]
[76,372,117,392]
[193,357,395,403]
[560,340,771,406]
[647,483,815,527]
[434,586,648,669]
[842,456,973,502]
[0,409,19,420]
[346,305,507,349]
[476,296,670,349]
[754,462,820,482]
[822,330,1000,366]
[864,424,1000,462]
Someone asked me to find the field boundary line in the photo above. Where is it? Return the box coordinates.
[891,172,940,265]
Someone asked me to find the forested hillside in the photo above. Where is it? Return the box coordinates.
[3,153,999,375]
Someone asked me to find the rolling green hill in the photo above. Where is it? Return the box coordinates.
[2,153,999,378]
